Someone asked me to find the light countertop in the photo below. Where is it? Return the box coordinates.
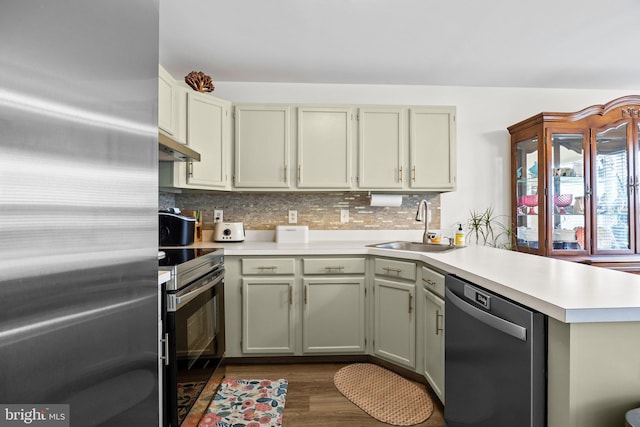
[186,239,640,324]
[158,271,171,285]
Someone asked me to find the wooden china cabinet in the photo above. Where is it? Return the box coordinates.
[508,95,640,272]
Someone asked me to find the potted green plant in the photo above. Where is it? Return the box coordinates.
[467,207,514,250]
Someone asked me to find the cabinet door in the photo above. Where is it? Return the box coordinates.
[547,128,590,256]
[234,105,291,188]
[513,130,545,254]
[158,65,176,136]
[242,278,295,354]
[297,107,353,189]
[358,108,404,189]
[423,288,445,403]
[373,278,415,368]
[302,277,365,353]
[186,92,230,189]
[409,107,456,190]
[593,119,634,254]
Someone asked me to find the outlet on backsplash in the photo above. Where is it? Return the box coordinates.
[214,210,223,223]
[288,210,297,224]
[340,209,349,223]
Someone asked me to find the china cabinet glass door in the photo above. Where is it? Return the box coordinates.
[548,131,588,254]
[514,135,542,252]
[593,121,633,254]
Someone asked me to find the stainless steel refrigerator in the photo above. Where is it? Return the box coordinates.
[0,1,160,425]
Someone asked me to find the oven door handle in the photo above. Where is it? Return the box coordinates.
[175,273,223,310]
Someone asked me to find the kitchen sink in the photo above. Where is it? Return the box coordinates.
[367,241,458,253]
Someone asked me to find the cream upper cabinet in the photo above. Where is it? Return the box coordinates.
[297,107,353,189]
[158,65,176,136]
[158,86,232,191]
[409,107,457,191]
[185,92,231,189]
[358,108,405,189]
[234,105,291,188]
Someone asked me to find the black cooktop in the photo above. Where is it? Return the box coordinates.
[158,247,220,267]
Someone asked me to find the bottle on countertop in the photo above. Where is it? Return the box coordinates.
[455,224,465,247]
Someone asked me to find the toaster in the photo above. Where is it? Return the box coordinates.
[159,209,196,246]
[214,222,245,242]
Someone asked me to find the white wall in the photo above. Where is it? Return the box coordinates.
[213,82,630,233]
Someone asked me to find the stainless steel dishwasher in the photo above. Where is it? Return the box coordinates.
[444,275,546,427]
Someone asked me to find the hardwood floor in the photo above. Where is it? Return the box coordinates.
[222,362,444,427]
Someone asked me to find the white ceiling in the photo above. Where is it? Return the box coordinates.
[159,0,640,90]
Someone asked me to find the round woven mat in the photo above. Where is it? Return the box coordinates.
[334,363,433,426]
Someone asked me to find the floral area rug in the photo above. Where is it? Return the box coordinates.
[198,379,288,427]
[178,381,208,423]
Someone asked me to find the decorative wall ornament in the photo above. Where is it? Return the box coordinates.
[185,71,215,93]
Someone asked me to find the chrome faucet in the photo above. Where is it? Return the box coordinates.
[415,199,430,244]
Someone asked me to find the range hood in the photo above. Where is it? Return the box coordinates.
[158,130,201,162]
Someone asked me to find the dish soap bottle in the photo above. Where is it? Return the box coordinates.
[455,224,465,247]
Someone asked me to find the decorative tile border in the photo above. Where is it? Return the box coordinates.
[160,192,440,231]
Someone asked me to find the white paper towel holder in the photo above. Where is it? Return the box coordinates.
[369,192,403,207]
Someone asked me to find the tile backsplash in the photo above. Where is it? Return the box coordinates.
[159,191,440,231]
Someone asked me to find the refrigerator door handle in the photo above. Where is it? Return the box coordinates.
[445,287,527,341]
[161,333,170,366]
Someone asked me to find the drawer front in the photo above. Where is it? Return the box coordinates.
[421,265,445,298]
[374,258,416,281]
[242,258,296,275]
[303,258,365,275]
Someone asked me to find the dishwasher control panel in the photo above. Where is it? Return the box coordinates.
[464,284,491,309]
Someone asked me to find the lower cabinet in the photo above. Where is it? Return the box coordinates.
[421,265,445,402]
[373,258,417,369]
[302,277,365,353]
[373,277,416,369]
[422,286,445,401]
[233,256,366,356]
[241,277,296,354]
[228,255,444,387]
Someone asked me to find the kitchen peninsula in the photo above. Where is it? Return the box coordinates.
[191,237,640,427]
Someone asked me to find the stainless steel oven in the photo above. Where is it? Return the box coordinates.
[159,248,225,427]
